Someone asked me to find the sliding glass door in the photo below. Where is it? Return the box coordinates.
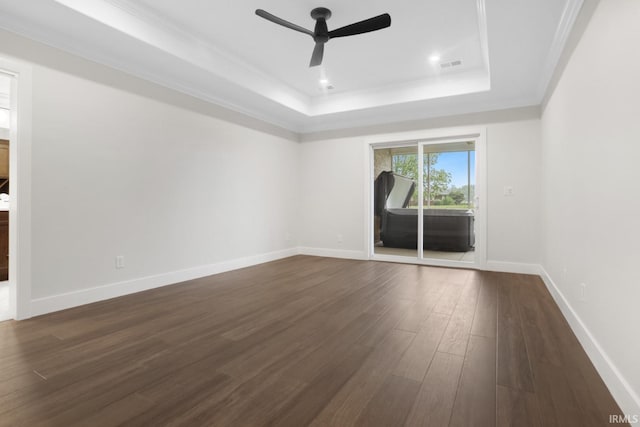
[372,139,477,266]
[418,141,476,263]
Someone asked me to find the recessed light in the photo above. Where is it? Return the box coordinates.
[428,54,441,63]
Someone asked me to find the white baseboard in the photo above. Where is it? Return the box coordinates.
[297,247,367,260]
[539,266,640,421]
[294,249,542,275]
[484,260,542,275]
[29,248,298,317]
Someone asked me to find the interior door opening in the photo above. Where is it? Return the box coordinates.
[0,72,12,321]
[372,139,477,265]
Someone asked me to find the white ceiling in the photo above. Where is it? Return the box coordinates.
[0,0,583,134]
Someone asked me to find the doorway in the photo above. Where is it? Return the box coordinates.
[369,129,485,269]
[0,56,32,321]
[0,72,10,321]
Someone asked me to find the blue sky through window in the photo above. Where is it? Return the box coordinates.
[432,151,476,188]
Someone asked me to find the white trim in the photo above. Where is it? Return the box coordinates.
[365,126,484,147]
[417,144,424,259]
[0,56,33,320]
[484,260,542,275]
[372,254,476,270]
[297,247,367,261]
[539,266,640,419]
[536,0,584,100]
[473,129,487,270]
[364,142,374,259]
[30,248,298,317]
[476,0,491,78]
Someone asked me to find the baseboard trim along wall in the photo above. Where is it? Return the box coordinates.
[539,266,640,419]
[29,248,298,317]
[484,260,542,275]
[27,251,545,318]
[297,247,368,260]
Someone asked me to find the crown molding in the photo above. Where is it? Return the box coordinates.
[53,0,312,114]
[536,0,584,101]
[476,0,491,78]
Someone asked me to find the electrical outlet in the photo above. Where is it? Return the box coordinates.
[115,255,125,269]
[337,234,343,243]
[579,283,587,302]
[503,186,514,196]
[284,232,291,242]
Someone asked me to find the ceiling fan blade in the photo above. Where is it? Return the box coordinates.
[255,9,314,37]
[309,42,325,67]
[328,13,391,39]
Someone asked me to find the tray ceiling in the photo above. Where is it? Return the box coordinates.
[0,0,582,133]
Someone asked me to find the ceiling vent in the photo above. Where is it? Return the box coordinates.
[440,59,463,69]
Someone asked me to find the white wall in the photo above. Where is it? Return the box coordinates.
[486,121,541,265]
[1,32,299,306]
[540,0,640,415]
[298,119,542,268]
[299,136,366,257]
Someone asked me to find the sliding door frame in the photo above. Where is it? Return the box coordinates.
[365,126,487,270]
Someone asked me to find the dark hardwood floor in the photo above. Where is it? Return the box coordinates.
[0,256,625,426]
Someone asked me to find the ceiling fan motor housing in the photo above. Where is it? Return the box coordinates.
[311,7,331,43]
[310,7,331,20]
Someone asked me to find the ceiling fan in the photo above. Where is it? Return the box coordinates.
[255,7,391,67]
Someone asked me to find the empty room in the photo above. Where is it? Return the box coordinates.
[0,0,638,426]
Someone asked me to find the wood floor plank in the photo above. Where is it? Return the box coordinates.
[0,256,623,427]
[356,298,414,348]
[266,344,373,426]
[218,317,334,381]
[0,338,169,421]
[283,312,380,382]
[405,351,464,427]
[135,369,303,426]
[496,274,534,392]
[470,272,497,338]
[561,349,626,426]
[497,385,542,427]
[207,375,307,426]
[437,278,479,356]
[310,329,416,426]
[529,359,588,427]
[355,374,421,427]
[449,335,497,427]
[432,280,466,316]
[393,312,450,381]
[395,282,445,332]
[67,393,155,427]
